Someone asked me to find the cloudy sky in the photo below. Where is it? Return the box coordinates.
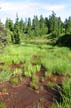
[0,0,71,23]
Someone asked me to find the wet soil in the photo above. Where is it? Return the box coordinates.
[0,82,39,108]
[0,63,65,108]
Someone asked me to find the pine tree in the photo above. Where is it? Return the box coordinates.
[0,21,7,47]
[39,15,48,36]
[19,18,26,34]
[49,11,63,37]
[65,17,71,34]
[5,18,14,31]
[5,18,14,43]
[13,14,20,44]
[26,18,32,36]
[45,17,50,33]
[57,17,63,36]
[32,16,40,36]
[49,11,56,33]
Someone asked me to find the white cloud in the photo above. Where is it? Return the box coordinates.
[0,1,66,22]
[0,1,65,11]
[43,4,65,11]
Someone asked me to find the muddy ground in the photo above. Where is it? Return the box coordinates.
[0,63,64,108]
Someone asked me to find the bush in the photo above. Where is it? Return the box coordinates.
[56,34,71,47]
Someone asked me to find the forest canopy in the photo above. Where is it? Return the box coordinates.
[0,11,71,45]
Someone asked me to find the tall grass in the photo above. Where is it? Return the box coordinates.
[0,43,71,78]
[0,71,12,83]
[54,75,71,108]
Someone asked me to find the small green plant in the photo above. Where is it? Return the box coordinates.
[0,71,12,83]
[10,77,20,85]
[23,62,41,77]
[30,81,39,90]
[32,74,39,83]
[36,65,41,72]
[47,81,56,88]
[30,74,39,90]
[24,63,33,77]
[0,102,7,108]
[13,68,22,76]
[45,71,51,77]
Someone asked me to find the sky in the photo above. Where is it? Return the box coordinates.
[0,0,71,23]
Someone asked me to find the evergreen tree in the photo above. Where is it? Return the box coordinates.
[5,18,14,31]
[0,21,7,47]
[26,17,32,36]
[65,17,71,34]
[39,15,48,36]
[13,14,20,44]
[49,11,63,37]
[56,17,63,36]
[5,18,14,43]
[32,16,40,36]
[19,18,25,34]
[49,11,56,33]
[45,17,50,33]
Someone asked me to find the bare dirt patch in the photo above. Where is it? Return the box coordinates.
[0,64,65,108]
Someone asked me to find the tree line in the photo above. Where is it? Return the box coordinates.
[0,11,71,44]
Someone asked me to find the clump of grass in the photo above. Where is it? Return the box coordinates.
[53,75,71,108]
[0,71,12,83]
[30,74,39,90]
[10,77,20,85]
[45,71,52,77]
[47,81,56,88]
[23,62,41,77]
[62,76,71,103]
[51,59,70,74]
[13,68,22,76]
[30,81,39,90]
[42,57,71,75]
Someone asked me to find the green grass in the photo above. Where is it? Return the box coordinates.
[0,43,71,107]
[0,71,12,83]
[53,75,71,108]
[0,43,71,81]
